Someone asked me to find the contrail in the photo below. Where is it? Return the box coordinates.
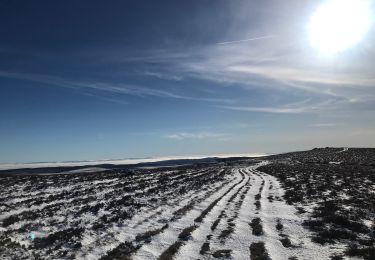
[216,35,275,45]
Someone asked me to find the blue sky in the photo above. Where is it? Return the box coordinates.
[1,0,375,163]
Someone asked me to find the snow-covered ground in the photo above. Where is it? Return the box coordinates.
[132,164,347,260]
[0,160,360,259]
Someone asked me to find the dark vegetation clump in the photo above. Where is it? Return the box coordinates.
[212,249,232,258]
[158,241,184,260]
[254,201,261,210]
[280,237,292,248]
[311,228,357,245]
[171,202,195,221]
[200,242,210,255]
[135,224,168,243]
[249,217,263,236]
[218,226,235,240]
[211,217,222,231]
[250,242,270,260]
[345,244,375,260]
[296,206,306,214]
[276,219,283,231]
[33,228,84,249]
[100,241,139,260]
[2,215,20,227]
[178,225,197,241]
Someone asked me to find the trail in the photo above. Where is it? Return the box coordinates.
[133,162,345,260]
[133,169,246,259]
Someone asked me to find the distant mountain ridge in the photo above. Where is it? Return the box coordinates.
[3,147,373,175]
[0,154,264,175]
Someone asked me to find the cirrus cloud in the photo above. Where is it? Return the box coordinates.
[165,132,230,140]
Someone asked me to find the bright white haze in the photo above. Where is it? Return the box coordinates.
[309,0,372,54]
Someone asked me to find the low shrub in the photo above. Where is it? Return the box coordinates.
[178,225,197,241]
[212,249,232,258]
[280,237,292,248]
[249,218,263,236]
[276,219,283,231]
[158,241,184,260]
[250,242,270,260]
[199,242,210,255]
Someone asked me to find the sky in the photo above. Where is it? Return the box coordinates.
[1,0,375,163]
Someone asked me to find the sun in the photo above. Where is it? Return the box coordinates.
[309,0,372,54]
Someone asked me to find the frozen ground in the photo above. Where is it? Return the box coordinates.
[0,148,373,259]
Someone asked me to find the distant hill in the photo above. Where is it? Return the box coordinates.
[266,147,375,165]
[0,157,234,175]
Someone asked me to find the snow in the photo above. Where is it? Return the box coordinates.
[133,163,348,260]
[1,160,354,259]
[132,170,243,260]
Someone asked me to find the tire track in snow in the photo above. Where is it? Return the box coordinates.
[208,166,264,260]
[97,164,350,260]
[170,168,252,259]
[132,168,247,260]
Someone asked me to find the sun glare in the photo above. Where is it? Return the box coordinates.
[309,0,372,54]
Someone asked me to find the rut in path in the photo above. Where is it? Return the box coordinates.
[175,168,253,259]
[132,168,247,259]
[154,169,248,260]
[114,164,343,260]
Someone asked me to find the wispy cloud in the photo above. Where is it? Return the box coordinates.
[309,123,337,127]
[216,35,275,45]
[0,70,233,104]
[141,71,183,81]
[4,23,373,112]
[218,99,341,114]
[165,132,229,140]
[226,65,375,88]
[219,105,310,114]
[135,35,375,107]
[185,51,374,98]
